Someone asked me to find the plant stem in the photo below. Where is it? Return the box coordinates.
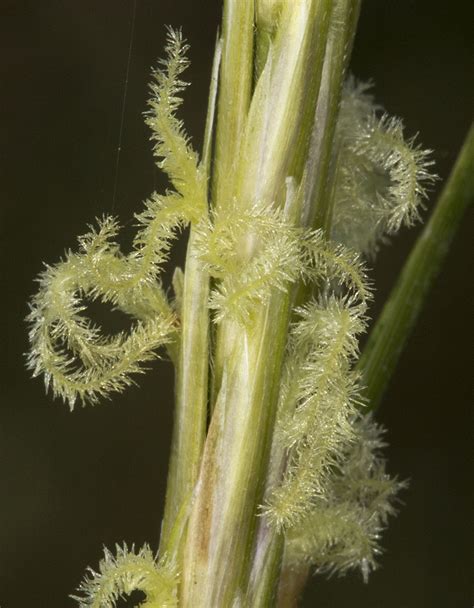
[248,531,285,607]
[181,296,293,606]
[249,4,362,604]
[358,124,474,410]
[202,34,222,178]
[159,38,221,550]
[181,3,338,601]
[294,0,360,313]
[304,0,361,232]
[212,0,254,212]
[160,228,209,550]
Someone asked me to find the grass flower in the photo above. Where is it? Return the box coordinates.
[26,2,473,605]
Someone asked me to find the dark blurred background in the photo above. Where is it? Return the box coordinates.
[0,1,472,606]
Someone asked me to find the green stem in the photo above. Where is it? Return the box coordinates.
[249,4,362,604]
[160,228,210,550]
[192,1,335,599]
[305,0,361,232]
[236,0,333,210]
[181,295,293,606]
[159,38,221,548]
[358,124,474,410]
[202,33,222,178]
[295,0,360,313]
[249,532,285,607]
[212,0,254,211]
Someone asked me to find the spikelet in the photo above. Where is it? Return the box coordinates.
[301,230,372,304]
[331,78,436,256]
[27,29,206,407]
[196,198,304,324]
[146,28,207,209]
[284,415,405,582]
[71,544,178,608]
[197,190,372,326]
[263,297,367,529]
